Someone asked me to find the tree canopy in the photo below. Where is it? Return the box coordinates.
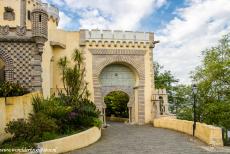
[191,34,230,129]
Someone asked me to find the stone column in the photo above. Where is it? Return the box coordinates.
[102,108,107,126]
[31,43,44,92]
[155,100,160,117]
[127,101,132,123]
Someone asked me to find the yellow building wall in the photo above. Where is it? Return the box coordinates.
[42,30,80,97]
[144,48,154,123]
[0,0,21,27]
[25,0,41,29]
[0,92,40,143]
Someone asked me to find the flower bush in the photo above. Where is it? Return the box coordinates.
[0,81,28,97]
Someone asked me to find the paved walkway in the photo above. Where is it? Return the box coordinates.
[68,122,229,154]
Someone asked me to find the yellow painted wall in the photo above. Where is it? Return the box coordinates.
[42,30,80,97]
[0,0,21,27]
[144,48,154,123]
[0,0,58,30]
[153,117,224,147]
[0,92,41,143]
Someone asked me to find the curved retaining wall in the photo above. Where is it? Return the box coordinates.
[36,127,101,153]
[153,117,223,147]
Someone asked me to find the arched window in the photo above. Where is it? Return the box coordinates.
[39,14,42,22]
[3,7,15,21]
[0,58,5,82]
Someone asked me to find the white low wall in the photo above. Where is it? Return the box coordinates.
[36,127,101,154]
[153,117,223,147]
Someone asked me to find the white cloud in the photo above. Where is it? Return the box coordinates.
[46,0,230,84]
[58,12,72,29]
[155,0,230,84]
[61,0,167,30]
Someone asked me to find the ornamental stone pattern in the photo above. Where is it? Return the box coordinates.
[0,6,48,92]
[90,48,146,124]
[0,42,34,89]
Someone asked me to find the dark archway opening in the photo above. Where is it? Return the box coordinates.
[0,58,5,82]
[104,91,129,122]
[159,96,164,115]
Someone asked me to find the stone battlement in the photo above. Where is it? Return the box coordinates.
[154,89,167,95]
[80,29,154,43]
[31,1,59,22]
[41,3,59,22]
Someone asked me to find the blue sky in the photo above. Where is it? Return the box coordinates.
[43,0,230,84]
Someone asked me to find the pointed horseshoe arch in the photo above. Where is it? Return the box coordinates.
[0,49,14,81]
[91,52,146,124]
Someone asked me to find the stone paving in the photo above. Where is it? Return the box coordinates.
[67,122,229,154]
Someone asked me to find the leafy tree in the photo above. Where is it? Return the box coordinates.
[192,34,230,129]
[104,91,129,118]
[154,62,178,90]
[154,62,179,113]
[173,84,193,113]
[58,49,90,104]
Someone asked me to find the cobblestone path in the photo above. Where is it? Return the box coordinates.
[67,122,228,154]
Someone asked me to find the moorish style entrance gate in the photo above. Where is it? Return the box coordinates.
[100,64,136,123]
[79,29,170,124]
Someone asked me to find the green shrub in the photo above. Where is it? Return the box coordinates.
[5,112,58,142]
[41,132,59,141]
[33,96,73,119]
[29,112,58,142]
[77,99,100,118]
[92,118,102,128]
[176,108,193,121]
[0,139,35,152]
[202,102,230,129]
[4,119,30,140]
[0,81,28,97]
[2,49,102,149]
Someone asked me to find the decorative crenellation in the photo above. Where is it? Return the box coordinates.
[152,88,169,116]
[85,40,151,48]
[0,26,33,43]
[90,49,146,55]
[80,29,155,48]
[27,0,60,23]
[41,3,59,23]
[0,25,10,35]
[153,89,167,97]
